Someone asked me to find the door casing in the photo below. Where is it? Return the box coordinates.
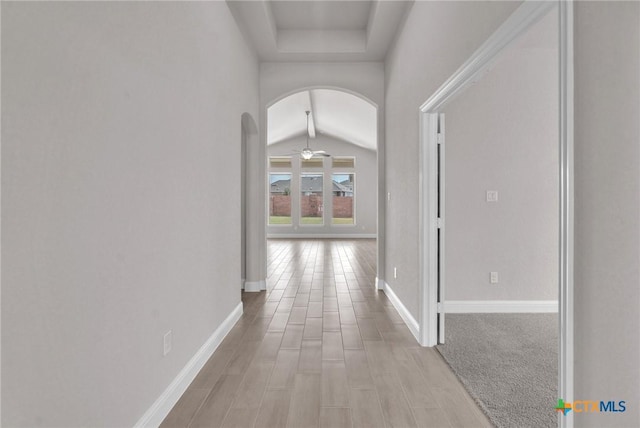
[417,2,574,428]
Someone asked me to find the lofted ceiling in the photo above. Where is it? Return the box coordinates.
[229,1,390,151]
[233,1,553,154]
[229,1,406,151]
[226,0,413,61]
[268,89,377,151]
[270,1,372,31]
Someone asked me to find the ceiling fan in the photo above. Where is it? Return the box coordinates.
[293,111,331,160]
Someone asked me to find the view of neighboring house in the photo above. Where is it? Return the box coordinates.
[269,179,291,195]
[270,176,354,223]
[270,177,352,196]
[339,179,354,196]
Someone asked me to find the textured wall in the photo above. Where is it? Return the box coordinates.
[384,1,519,318]
[573,2,640,426]
[1,2,259,426]
[443,9,559,301]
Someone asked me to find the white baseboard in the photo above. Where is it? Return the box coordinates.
[443,300,558,313]
[134,302,244,428]
[244,279,266,292]
[267,234,377,239]
[375,277,383,290]
[380,280,420,343]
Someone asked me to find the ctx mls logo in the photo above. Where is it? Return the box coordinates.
[556,398,626,415]
[555,399,572,415]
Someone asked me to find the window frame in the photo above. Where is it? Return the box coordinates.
[268,172,293,226]
[299,171,325,227]
[331,172,356,226]
[331,156,356,169]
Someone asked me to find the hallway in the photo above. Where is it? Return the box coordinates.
[161,240,490,428]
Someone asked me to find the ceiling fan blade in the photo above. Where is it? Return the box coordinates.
[312,150,327,154]
[314,153,331,157]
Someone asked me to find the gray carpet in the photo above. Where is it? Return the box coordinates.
[436,314,558,428]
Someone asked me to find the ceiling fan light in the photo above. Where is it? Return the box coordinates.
[301,148,314,160]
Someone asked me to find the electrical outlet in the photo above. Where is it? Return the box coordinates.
[164,330,172,356]
[387,192,391,202]
[490,272,499,284]
[394,267,398,279]
[486,191,499,202]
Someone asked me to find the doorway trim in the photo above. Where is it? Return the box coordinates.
[241,112,265,292]
[417,1,573,428]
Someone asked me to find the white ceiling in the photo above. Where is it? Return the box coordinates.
[270,1,372,31]
[268,89,377,150]
[226,0,413,61]
[230,1,396,151]
[233,0,552,153]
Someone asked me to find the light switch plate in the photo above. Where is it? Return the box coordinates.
[486,191,499,202]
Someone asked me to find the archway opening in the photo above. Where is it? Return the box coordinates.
[264,88,380,295]
[267,89,377,238]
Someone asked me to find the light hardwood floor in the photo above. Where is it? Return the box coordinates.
[161,239,492,428]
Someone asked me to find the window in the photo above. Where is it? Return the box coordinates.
[300,173,323,225]
[269,173,292,224]
[332,173,355,224]
[270,156,292,168]
[267,155,357,228]
[332,157,355,168]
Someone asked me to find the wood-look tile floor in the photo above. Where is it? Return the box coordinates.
[161,239,492,428]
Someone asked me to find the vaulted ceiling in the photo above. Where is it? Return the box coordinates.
[227,0,412,62]
[232,1,554,153]
[268,89,377,151]
[229,1,392,150]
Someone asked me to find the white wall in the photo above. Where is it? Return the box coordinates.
[574,2,640,426]
[261,62,385,108]
[1,2,259,427]
[384,1,520,318]
[267,135,377,237]
[442,9,558,301]
[386,1,639,424]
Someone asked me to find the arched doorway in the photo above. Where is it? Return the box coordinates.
[264,88,382,292]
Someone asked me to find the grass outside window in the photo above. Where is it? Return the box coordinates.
[269,216,292,224]
[332,218,354,225]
